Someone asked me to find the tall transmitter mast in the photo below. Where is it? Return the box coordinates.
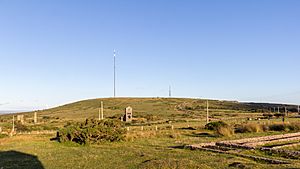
[113,49,116,97]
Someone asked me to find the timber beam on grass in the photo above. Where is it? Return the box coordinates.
[187,132,300,164]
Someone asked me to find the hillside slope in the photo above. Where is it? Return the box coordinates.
[0,97,298,130]
[5,97,296,120]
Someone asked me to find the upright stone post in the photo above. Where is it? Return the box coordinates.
[34,112,37,124]
[124,106,133,122]
[101,101,104,120]
[17,115,24,124]
[285,107,288,116]
[98,105,101,120]
[12,116,15,132]
[21,115,24,124]
[98,101,104,120]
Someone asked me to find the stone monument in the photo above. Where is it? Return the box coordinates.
[123,106,133,122]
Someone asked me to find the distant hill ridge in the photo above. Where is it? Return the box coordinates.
[0,110,23,115]
[0,98,298,120]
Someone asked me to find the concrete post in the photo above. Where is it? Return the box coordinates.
[34,112,37,124]
[12,116,15,132]
[101,101,104,120]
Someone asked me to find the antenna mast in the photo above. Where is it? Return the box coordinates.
[113,49,116,97]
[169,85,171,97]
[206,100,209,124]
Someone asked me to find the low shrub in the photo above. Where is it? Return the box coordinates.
[269,123,288,131]
[58,119,126,145]
[235,123,262,133]
[205,121,228,130]
[261,124,269,131]
[268,123,300,132]
[262,113,273,119]
[288,122,300,131]
[235,122,300,133]
[0,134,7,139]
[15,122,30,132]
[205,121,234,137]
[144,114,161,121]
[42,116,51,120]
[274,113,285,118]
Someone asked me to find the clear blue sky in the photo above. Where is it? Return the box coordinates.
[0,0,300,110]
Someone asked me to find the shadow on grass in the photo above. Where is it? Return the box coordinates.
[183,132,217,138]
[0,150,44,169]
[179,127,197,130]
[169,145,186,149]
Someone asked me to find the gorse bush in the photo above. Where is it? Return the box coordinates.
[274,113,285,118]
[0,134,6,139]
[235,123,262,133]
[268,123,286,131]
[268,122,300,132]
[58,119,126,144]
[235,122,300,133]
[15,122,30,132]
[205,121,228,131]
[289,122,300,131]
[205,121,234,137]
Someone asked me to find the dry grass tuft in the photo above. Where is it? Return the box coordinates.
[216,126,234,137]
[235,123,262,133]
[125,130,182,141]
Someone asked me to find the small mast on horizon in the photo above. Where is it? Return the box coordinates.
[113,49,116,98]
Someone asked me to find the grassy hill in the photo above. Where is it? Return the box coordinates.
[31,97,298,118]
[0,97,297,129]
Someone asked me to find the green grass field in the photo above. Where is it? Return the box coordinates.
[1,130,300,169]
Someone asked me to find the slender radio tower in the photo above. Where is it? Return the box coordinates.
[169,85,172,97]
[113,49,116,97]
[206,100,209,124]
